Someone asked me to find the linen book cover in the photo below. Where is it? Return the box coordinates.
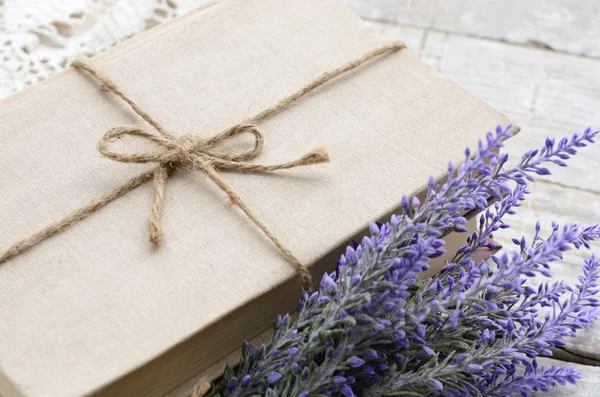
[0,0,515,396]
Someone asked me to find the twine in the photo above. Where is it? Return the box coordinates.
[0,41,406,292]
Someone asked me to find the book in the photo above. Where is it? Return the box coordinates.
[0,0,515,396]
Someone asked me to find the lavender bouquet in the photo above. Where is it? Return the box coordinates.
[196,126,600,397]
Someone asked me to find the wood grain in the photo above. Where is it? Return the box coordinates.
[341,0,600,58]
[367,21,600,194]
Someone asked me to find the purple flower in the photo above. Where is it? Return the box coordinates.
[240,375,251,388]
[321,273,337,295]
[340,384,355,397]
[364,349,379,360]
[288,347,299,356]
[226,378,238,390]
[266,372,282,384]
[428,379,444,391]
[347,356,365,368]
[423,346,435,357]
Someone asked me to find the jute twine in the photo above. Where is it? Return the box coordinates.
[0,41,405,292]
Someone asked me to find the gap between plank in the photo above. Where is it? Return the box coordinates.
[362,17,600,62]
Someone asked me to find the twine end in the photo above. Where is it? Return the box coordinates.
[192,379,211,397]
[149,224,165,248]
[390,40,407,51]
[301,272,313,292]
[301,147,330,165]
[71,58,84,69]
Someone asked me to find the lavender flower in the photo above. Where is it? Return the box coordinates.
[202,126,599,397]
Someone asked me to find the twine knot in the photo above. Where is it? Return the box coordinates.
[174,133,202,164]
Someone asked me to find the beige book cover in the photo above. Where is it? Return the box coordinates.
[0,0,514,396]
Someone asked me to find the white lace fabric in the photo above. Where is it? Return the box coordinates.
[0,0,209,98]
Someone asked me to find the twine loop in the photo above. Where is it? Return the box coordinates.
[98,123,269,168]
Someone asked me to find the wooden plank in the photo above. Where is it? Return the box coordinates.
[340,0,600,58]
[372,23,600,194]
[423,31,600,195]
[363,21,425,50]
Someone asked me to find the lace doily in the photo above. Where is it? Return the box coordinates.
[0,0,209,98]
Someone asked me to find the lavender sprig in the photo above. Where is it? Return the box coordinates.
[362,232,600,397]
[204,126,599,397]
[490,365,582,396]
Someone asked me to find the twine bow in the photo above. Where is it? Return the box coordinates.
[0,41,406,291]
[99,123,329,247]
[97,120,329,287]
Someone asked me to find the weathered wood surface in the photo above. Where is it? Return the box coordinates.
[365,22,600,194]
[342,0,600,58]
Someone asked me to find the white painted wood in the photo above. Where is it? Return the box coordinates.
[341,0,600,58]
[422,33,600,192]
[424,32,600,195]
[363,21,425,50]
[371,24,600,194]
